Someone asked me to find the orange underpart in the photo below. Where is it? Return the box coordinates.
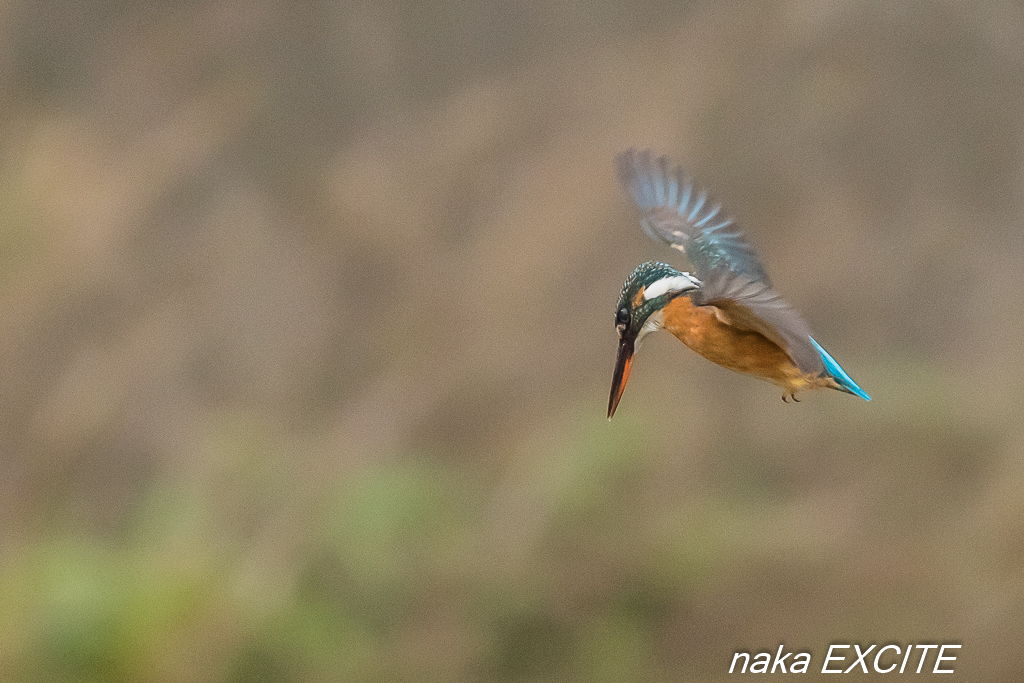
[660,296,822,394]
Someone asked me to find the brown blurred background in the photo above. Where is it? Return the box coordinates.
[1,0,1022,680]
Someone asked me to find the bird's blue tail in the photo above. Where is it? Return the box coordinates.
[809,337,871,401]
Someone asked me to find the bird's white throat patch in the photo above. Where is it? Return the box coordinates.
[643,273,700,300]
[637,309,664,343]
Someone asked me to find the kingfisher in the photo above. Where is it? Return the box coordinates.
[608,149,870,419]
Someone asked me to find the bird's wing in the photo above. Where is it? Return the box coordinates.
[689,269,824,375]
[616,148,823,375]
[615,148,770,286]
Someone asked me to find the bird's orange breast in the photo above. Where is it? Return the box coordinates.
[661,295,809,389]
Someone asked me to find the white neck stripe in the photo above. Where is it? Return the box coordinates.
[643,273,700,300]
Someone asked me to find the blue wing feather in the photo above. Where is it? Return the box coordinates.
[615,148,770,285]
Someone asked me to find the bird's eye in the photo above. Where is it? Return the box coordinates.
[616,307,630,326]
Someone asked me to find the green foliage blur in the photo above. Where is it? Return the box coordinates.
[1,1,1022,680]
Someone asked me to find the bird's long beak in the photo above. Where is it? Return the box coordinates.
[607,334,635,420]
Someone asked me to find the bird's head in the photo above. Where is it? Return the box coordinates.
[607,261,700,419]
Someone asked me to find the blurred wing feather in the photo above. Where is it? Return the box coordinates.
[616,148,771,285]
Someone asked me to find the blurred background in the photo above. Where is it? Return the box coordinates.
[1,0,1022,680]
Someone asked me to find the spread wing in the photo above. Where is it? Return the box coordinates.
[615,148,770,285]
[616,148,824,375]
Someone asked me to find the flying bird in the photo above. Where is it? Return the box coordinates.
[608,149,870,419]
